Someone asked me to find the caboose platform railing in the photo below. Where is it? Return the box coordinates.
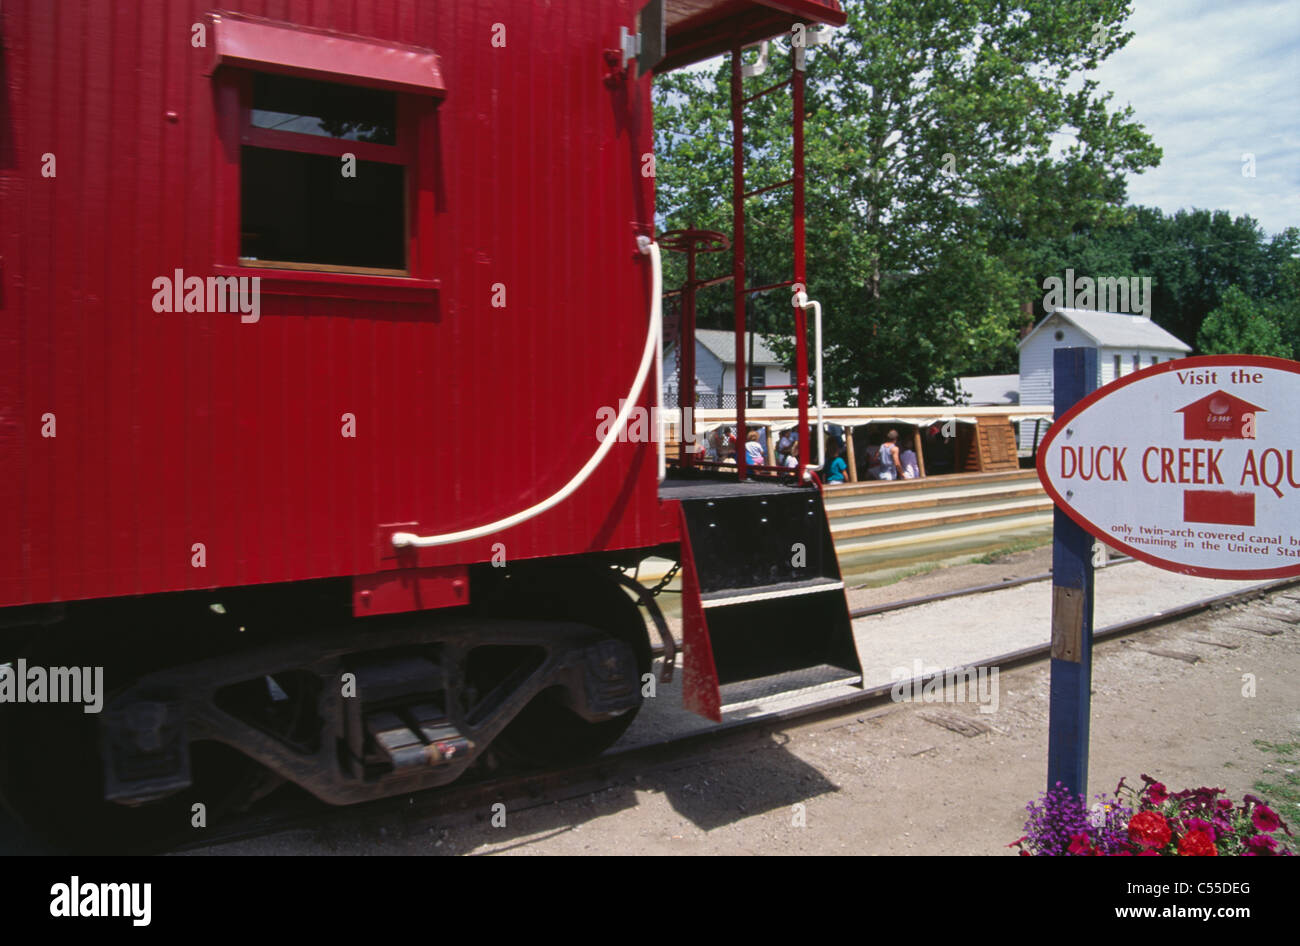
[727,38,813,483]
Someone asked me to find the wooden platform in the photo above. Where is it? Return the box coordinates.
[823,469,1053,558]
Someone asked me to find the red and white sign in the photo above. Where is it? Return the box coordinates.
[1037,355,1300,580]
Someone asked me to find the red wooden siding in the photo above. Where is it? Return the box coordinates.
[0,1,663,608]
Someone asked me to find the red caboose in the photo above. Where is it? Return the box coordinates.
[0,0,858,843]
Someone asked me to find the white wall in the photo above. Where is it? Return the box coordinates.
[664,343,720,406]
[738,364,792,409]
[1098,348,1178,386]
[1018,314,1094,412]
[667,342,787,408]
[1017,313,1184,450]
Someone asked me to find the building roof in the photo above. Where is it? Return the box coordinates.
[955,374,1020,406]
[689,329,786,366]
[1019,308,1191,353]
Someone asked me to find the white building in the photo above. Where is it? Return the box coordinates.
[663,329,793,410]
[1017,306,1191,448]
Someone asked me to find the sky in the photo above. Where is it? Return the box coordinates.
[1085,0,1299,236]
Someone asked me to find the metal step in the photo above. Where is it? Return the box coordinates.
[701,576,843,608]
[676,485,863,721]
[719,663,863,716]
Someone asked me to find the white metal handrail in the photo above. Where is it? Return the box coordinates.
[792,288,824,482]
[392,238,664,549]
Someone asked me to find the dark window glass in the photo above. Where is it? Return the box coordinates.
[240,147,405,269]
[251,73,397,145]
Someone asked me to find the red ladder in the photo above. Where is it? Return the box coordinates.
[730,39,812,481]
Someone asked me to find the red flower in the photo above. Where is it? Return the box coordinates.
[1137,849,1160,856]
[1129,811,1172,849]
[1145,781,1169,804]
[1252,804,1282,834]
[1177,829,1218,856]
[1068,833,1094,855]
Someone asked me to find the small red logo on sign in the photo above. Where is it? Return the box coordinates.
[1176,391,1264,442]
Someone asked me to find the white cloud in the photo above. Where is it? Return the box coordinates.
[1092,0,1300,235]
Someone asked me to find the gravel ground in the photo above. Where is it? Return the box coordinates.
[188,548,1300,856]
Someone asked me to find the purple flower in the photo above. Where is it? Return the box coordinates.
[1251,804,1282,834]
[1021,776,1300,856]
[1245,834,1278,855]
[1144,780,1169,804]
[1019,783,1133,855]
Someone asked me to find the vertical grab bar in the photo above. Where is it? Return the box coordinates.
[793,288,824,482]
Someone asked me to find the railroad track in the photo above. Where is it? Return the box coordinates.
[154,569,1299,855]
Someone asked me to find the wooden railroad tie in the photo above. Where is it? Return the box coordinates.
[917,711,993,738]
[1138,647,1202,664]
[1224,620,1285,637]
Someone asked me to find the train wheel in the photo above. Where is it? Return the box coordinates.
[475,562,652,767]
[0,619,272,852]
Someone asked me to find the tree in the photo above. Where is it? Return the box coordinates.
[1026,208,1300,350]
[1271,257,1300,344]
[653,0,1160,404]
[1197,286,1291,358]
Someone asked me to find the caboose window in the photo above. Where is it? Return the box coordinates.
[209,13,443,288]
[241,146,405,270]
[236,73,414,275]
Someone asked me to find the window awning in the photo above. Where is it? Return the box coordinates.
[209,13,445,97]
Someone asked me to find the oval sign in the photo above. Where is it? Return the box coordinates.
[1037,354,1300,580]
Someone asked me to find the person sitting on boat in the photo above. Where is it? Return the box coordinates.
[825,441,848,483]
[899,446,920,479]
[878,430,904,480]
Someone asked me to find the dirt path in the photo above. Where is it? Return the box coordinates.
[843,543,1053,612]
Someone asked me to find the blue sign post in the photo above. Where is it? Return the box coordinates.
[1046,347,1098,796]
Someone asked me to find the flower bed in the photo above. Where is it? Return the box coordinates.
[1010,776,1293,856]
